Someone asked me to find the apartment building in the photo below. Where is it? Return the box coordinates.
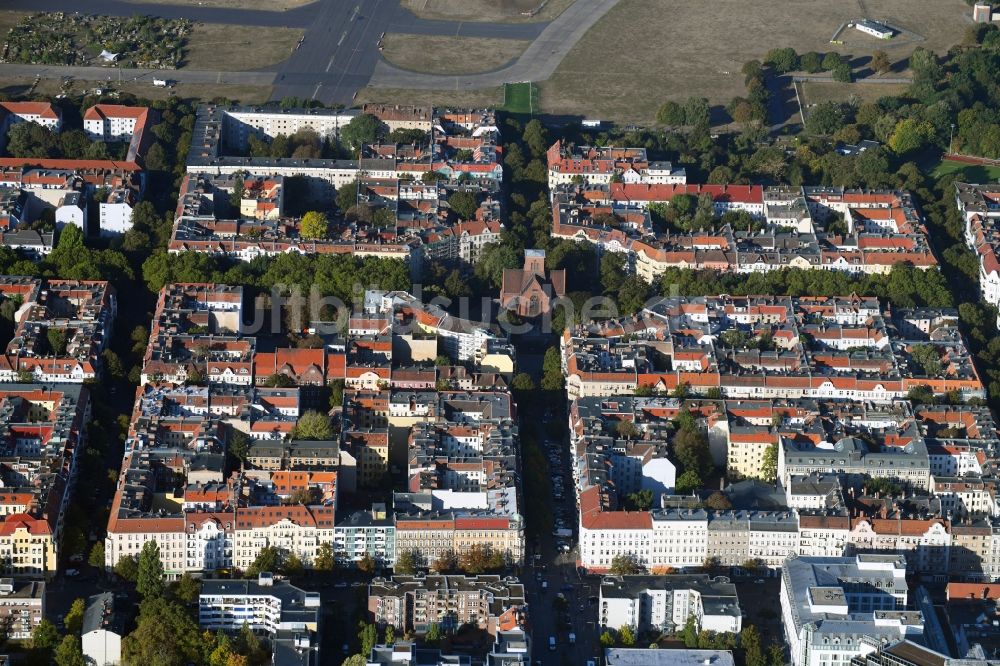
[546,141,686,189]
[0,578,44,640]
[552,184,935,281]
[0,102,61,134]
[0,279,117,383]
[367,574,525,636]
[781,555,922,666]
[0,382,89,578]
[599,574,741,634]
[561,296,983,403]
[200,574,321,665]
[958,182,1000,313]
[83,105,151,143]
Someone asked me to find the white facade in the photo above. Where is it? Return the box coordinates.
[99,202,134,236]
[82,629,122,666]
[84,116,139,142]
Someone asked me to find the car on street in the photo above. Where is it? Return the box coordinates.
[65,569,80,577]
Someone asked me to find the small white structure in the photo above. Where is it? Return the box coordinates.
[855,19,894,39]
[98,187,136,236]
[55,192,87,232]
[81,592,123,666]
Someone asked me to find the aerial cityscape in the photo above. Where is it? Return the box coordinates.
[0,1,998,665]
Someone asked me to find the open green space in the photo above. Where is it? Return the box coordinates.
[932,159,1000,182]
[501,82,538,114]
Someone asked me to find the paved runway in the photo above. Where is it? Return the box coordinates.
[0,0,596,104]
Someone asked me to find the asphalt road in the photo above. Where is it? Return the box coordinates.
[2,0,554,104]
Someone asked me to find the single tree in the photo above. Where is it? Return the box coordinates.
[173,572,201,605]
[291,410,334,440]
[53,634,85,666]
[394,549,418,575]
[871,50,891,74]
[64,598,86,634]
[618,625,636,647]
[246,546,283,578]
[137,540,165,600]
[610,553,644,575]
[760,443,778,484]
[315,542,336,572]
[114,554,138,582]
[357,553,376,573]
[704,491,733,510]
[299,211,329,239]
[88,542,105,570]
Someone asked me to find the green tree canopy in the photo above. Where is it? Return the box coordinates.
[137,540,165,600]
[122,598,203,666]
[299,211,329,239]
[291,410,334,440]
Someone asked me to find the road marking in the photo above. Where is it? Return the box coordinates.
[312,83,322,100]
[326,56,335,73]
[338,30,347,46]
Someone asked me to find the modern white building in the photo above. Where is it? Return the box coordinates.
[781,555,923,666]
[599,574,742,634]
[199,573,321,635]
[81,592,123,666]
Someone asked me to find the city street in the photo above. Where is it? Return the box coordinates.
[516,392,601,665]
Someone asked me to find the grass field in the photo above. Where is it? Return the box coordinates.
[357,86,503,109]
[800,81,909,106]
[0,11,26,40]
[182,23,302,71]
[0,76,272,104]
[126,0,314,9]
[933,160,1000,182]
[539,0,969,124]
[501,82,538,114]
[400,0,574,23]
[381,34,529,75]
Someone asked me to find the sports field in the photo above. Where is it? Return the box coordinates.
[502,82,539,114]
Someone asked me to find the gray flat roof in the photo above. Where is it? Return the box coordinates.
[603,649,736,666]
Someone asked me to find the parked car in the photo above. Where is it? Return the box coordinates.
[68,554,84,563]
[65,569,80,577]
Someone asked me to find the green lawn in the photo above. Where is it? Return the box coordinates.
[501,82,538,114]
[932,159,1000,182]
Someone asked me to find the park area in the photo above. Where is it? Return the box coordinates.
[0,13,190,68]
[932,158,1000,182]
[380,35,529,75]
[538,0,969,123]
[400,0,575,23]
